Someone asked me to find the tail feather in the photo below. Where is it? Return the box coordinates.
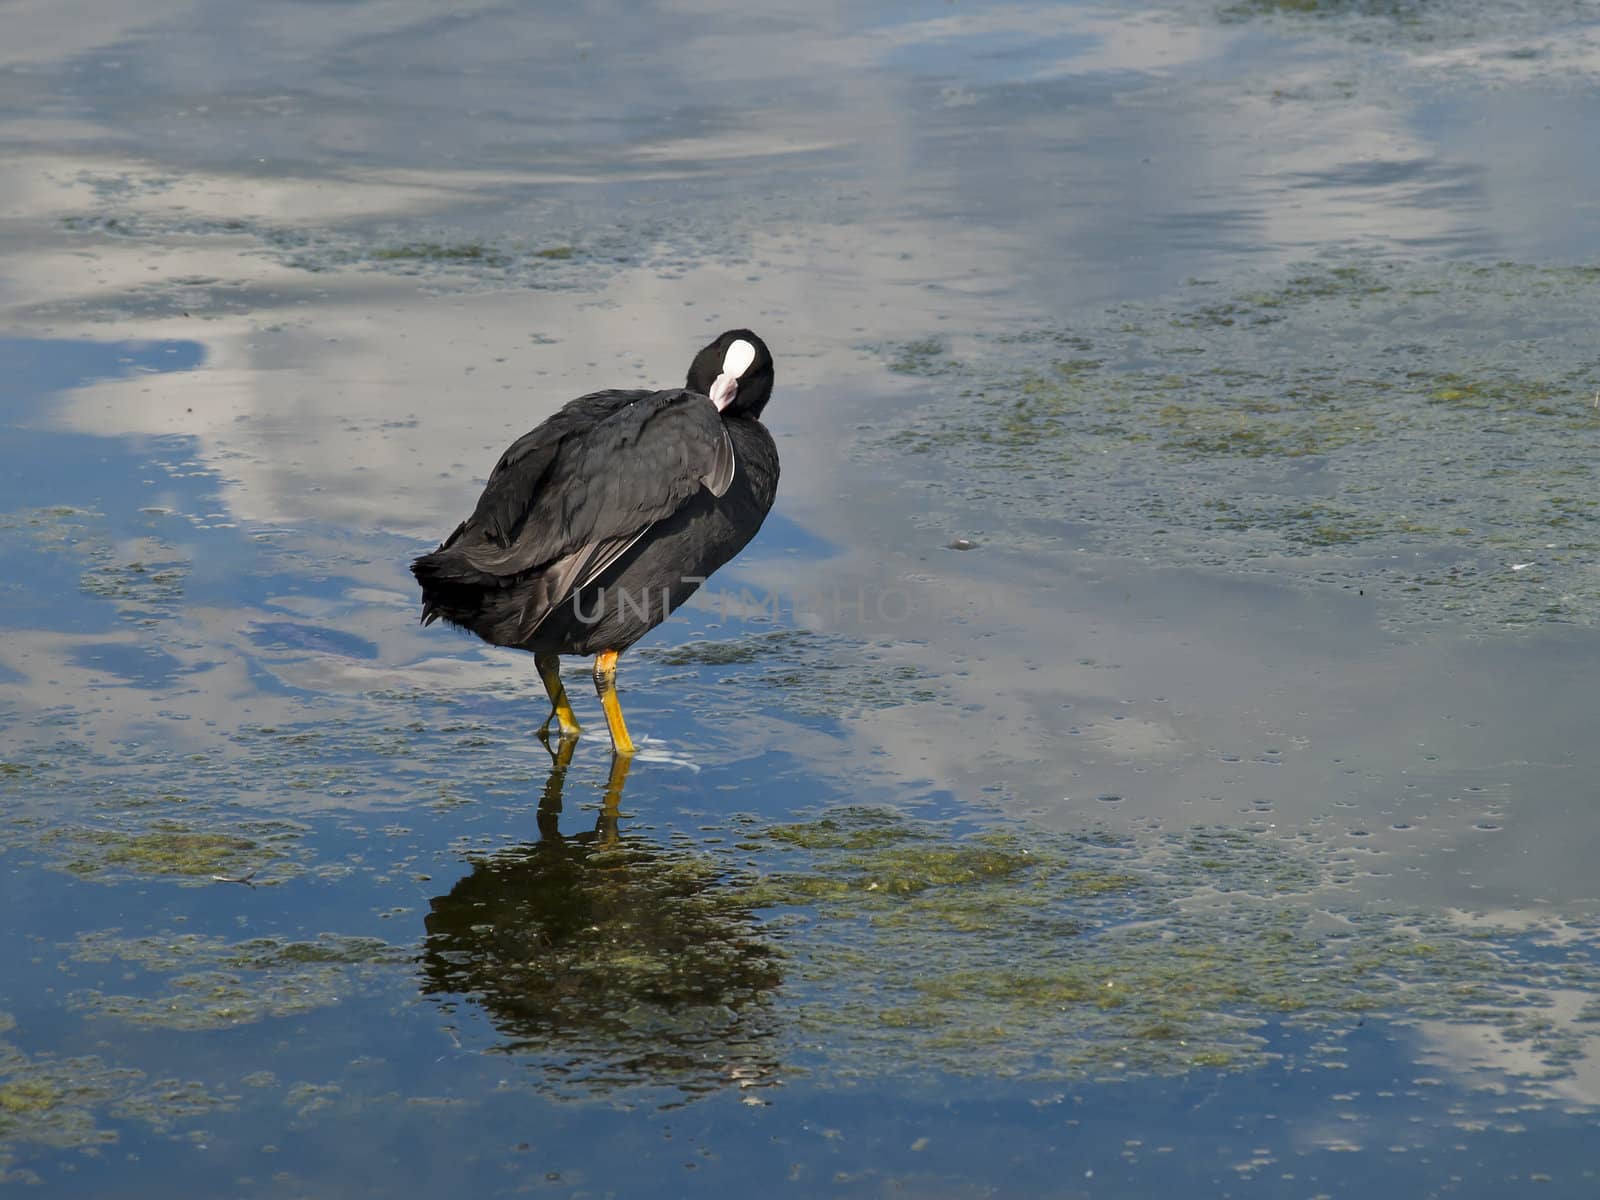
[411,522,495,629]
[411,531,547,644]
[413,517,621,647]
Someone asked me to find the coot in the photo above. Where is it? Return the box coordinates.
[412,330,778,755]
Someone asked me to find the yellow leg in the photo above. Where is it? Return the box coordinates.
[539,735,577,803]
[535,650,582,739]
[596,752,632,845]
[535,736,576,839]
[592,649,636,757]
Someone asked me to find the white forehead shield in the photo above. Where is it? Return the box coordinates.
[709,339,757,411]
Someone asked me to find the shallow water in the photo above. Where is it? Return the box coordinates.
[3,0,1599,1194]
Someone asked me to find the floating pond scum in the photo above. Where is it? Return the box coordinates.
[870,262,1600,635]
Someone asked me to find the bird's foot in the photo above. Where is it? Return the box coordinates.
[537,706,582,741]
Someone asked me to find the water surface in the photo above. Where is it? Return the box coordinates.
[3,1,1599,1194]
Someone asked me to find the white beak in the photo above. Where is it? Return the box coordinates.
[709,371,738,411]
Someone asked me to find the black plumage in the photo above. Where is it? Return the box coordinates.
[412,329,779,755]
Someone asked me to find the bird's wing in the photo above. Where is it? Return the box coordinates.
[702,414,735,497]
[426,387,736,590]
[467,389,647,547]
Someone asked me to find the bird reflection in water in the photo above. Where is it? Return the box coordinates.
[420,743,784,1101]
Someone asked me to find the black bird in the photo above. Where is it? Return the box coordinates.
[412,329,779,756]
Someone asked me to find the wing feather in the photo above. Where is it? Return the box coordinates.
[470,389,646,547]
[412,386,737,634]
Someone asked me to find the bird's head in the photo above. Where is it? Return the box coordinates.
[688,329,774,418]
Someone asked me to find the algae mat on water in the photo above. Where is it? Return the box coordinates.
[871,261,1600,633]
[3,802,1596,1166]
[741,808,1599,1089]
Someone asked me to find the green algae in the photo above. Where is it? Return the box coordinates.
[71,932,404,974]
[1214,0,1600,58]
[0,1015,230,1151]
[51,198,746,308]
[43,819,296,882]
[739,808,1600,1084]
[365,240,577,271]
[20,647,1586,1095]
[79,553,188,616]
[73,978,341,1030]
[60,828,257,876]
[2,505,190,624]
[1222,1,1428,23]
[224,935,400,968]
[872,260,1600,633]
[881,336,958,377]
[66,932,408,1031]
[371,241,510,265]
[764,808,927,852]
[647,633,792,667]
[0,1079,61,1115]
[11,795,1599,1115]
[644,630,937,720]
[747,837,1049,907]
